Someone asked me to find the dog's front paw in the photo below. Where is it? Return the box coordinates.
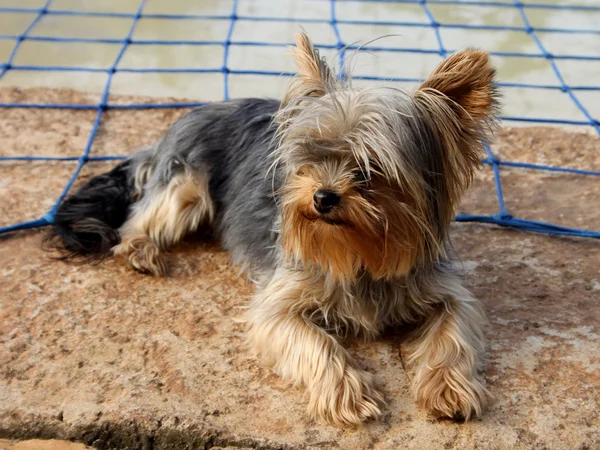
[308,366,383,426]
[113,235,168,276]
[413,366,489,420]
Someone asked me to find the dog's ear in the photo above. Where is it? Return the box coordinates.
[414,50,500,206]
[417,49,499,125]
[281,32,338,108]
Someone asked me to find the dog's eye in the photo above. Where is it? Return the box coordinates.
[353,169,369,184]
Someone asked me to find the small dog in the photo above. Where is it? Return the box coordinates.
[48,33,499,425]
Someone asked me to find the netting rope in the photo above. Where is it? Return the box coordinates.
[0,0,598,238]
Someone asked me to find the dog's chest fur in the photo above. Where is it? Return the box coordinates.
[276,267,412,339]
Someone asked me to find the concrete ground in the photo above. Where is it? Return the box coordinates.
[0,87,599,449]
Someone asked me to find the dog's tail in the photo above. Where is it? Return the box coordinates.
[45,160,135,260]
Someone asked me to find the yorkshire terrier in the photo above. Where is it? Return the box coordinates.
[48,33,499,426]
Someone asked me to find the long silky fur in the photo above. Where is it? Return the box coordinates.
[44,160,134,260]
[47,32,500,426]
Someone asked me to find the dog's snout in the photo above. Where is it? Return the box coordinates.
[313,189,340,214]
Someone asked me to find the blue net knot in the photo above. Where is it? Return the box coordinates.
[484,156,501,165]
[41,212,55,224]
[492,213,514,224]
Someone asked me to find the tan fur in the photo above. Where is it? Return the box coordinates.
[108,33,498,426]
[114,234,167,275]
[248,34,497,425]
[132,158,153,200]
[405,271,490,420]
[247,263,489,424]
[247,268,384,425]
[279,164,433,281]
[419,49,497,122]
[415,49,500,212]
[280,33,338,111]
[114,171,213,275]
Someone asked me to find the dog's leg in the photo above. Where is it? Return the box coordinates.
[405,271,489,420]
[113,170,213,275]
[247,268,383,425]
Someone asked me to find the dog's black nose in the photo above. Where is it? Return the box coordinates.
[313,189,340,214]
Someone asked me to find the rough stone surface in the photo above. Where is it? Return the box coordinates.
[0,439,90,450]
[1,88,599,449]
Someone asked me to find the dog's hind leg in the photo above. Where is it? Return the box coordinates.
[113,168,214,276]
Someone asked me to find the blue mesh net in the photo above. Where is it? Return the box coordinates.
[0,0,599,238]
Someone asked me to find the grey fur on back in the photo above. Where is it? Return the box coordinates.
[128,98,282,275]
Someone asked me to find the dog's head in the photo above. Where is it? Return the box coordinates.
[274,32,499,282]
